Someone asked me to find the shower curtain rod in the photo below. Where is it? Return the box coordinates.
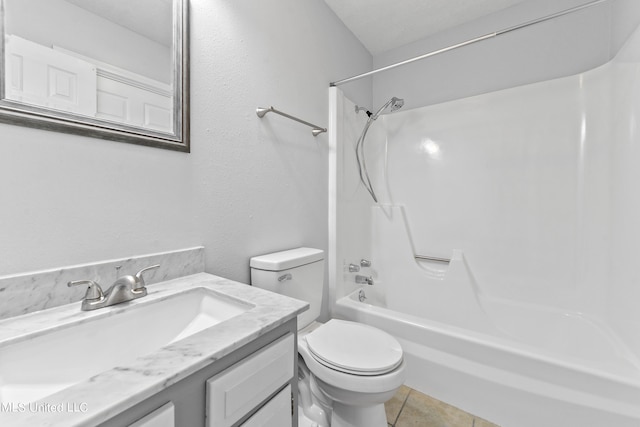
[330,0,608,87]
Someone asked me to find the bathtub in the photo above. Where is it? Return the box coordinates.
[334,287,640,427]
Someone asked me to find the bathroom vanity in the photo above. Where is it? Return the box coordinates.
[0,273,308,427]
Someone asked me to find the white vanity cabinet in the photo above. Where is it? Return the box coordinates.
[206,334,294,427]
[239,385,292,427]
[98,321,297,427]
[128,403,175,427]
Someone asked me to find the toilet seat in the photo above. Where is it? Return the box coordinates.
[298,330,406,396]
[305,319,403,376]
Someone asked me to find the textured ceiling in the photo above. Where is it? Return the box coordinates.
[323,0,528,55]
[65,0,173,47]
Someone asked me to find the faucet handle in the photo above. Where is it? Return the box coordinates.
[355,275,374,286]
[133,264,160,290]
[68,280,104,301]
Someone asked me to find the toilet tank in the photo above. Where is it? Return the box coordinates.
[250,248,324,329]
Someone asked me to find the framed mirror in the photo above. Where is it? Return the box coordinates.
[0,0,189,152]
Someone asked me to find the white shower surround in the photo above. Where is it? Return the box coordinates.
[329,21,640,427]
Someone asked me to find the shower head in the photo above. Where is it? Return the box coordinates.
[390,97,404,112]
[371,96,404,120]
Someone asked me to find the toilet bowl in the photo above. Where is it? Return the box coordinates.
[250,248,406,427]
[299,320,406,426]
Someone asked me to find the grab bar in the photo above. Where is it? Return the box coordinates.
[256,106,327,137]
[415,254,450,263]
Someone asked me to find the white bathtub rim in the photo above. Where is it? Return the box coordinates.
[398,337,640,424]
[477,294,640,372]
[335,289,640,393]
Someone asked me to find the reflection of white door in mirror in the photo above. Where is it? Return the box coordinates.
[97,75,173,133]
[0,0,188,151]
[5,35,97,116]
[5,35,174,133]
[56,47,174,134]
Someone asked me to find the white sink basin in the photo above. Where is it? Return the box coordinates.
[0,287,253,403]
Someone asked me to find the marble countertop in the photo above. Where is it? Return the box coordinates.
[0,273,308,426]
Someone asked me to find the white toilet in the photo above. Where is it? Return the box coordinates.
[250,247,406,427]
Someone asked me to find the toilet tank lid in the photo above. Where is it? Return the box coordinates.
[250,247,324,271]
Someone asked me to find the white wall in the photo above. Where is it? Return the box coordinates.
[609,23,640,358]
[0,0,372,321]
[611,0,640,52]
[372,0,616,110]
[192,0,370,296]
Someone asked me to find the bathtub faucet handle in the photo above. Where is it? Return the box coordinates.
[355,275,373,286]
[360,259,371,268]
[348,264,360,273]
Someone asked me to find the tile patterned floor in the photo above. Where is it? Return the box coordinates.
[384,386,501,427]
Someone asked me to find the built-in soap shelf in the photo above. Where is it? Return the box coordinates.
[371,205,470,282]
[372,204,484,321]
[413,250,462,279]
[414,254,451,263]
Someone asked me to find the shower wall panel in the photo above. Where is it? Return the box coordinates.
[372,65,611,316]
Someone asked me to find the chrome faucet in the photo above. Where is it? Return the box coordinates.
[355,275,373,286]
[68,264,160,311]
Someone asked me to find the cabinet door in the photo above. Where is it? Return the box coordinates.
[240,385,292,427]
[128,402,174,427]
[206,333,294,427]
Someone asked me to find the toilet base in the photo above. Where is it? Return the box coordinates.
[299,411,321,427]
[331,402,387,427]
[297,322,405,427]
